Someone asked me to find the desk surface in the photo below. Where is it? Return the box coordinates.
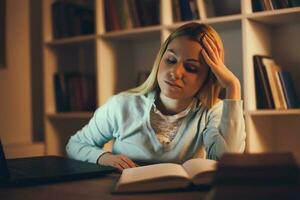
[0,173,207,200]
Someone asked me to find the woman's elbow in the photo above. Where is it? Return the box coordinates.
[65,137,76,159]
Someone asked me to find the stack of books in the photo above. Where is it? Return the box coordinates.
[172,0,199,22]
[51,0,94,39]
[252,0,300,12]
[253,55,299,109]
[104,0,160,31]
[54,72,96,112]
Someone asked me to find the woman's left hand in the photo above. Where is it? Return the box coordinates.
[201,35,241,100]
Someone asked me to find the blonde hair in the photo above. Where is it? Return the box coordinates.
[126,22,224,109]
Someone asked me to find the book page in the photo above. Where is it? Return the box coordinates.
[182,158,217,185]
[118,163,190,185]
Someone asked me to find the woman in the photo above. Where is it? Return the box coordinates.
[66,22,246,171]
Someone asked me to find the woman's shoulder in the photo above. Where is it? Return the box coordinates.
[105,91,154,107]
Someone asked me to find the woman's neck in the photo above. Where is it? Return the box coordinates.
[156,93,193,115]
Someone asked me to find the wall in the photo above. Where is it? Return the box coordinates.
[0,0,32,145]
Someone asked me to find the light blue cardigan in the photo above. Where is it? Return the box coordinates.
[66,91,246,164]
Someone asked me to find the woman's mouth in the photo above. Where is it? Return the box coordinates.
[164,80,182,89]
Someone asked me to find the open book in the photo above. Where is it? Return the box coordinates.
[114,158,217,193]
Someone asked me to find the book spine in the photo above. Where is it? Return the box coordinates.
[278,71,300,108]
[188,0,198,20]
[253,55,275,109]
[54,72,70,112]
[262,58,286,109]
[172,0,182,22]
[128,0,140,28]
[180,0,194,21]
[252,0,264,12]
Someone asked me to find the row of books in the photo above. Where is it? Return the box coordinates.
[253,55,299,109]
[252,0,300,12]
[52,0,94,39]
[172,0,199,22]
[104,0,160,31]
[54,72,96,112]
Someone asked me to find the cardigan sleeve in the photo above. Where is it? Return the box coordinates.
[66,96,117,164]
[202,100,246,160]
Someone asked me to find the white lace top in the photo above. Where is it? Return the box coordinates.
[150,99,197,145]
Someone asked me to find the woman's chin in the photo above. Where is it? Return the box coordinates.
[161,90,184,100]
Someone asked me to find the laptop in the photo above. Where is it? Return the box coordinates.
[0,139,115,186]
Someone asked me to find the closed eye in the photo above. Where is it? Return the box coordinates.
[184,63,198,73]
[165,56,177,65]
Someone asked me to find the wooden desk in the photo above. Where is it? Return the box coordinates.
[0,173,208,200]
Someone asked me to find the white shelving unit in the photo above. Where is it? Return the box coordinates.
[42,0,300,161]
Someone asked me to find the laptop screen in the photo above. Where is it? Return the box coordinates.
[0,139,10,179]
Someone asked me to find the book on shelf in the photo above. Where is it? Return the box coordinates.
[252,0,300,12]
[253,55,299,109]
[179,0,199,21]
[172,0,201,22]
[212,0,241,16]
[135,0,160,27]
[172,0,182,22]
[261,57,287,109]
[51,0,94,38]
[104,0,160,31]
[253,55,274,109]
[54,72,96,112]
[113,158,217,193]
[104,0,120,31]
[278,71,300,108]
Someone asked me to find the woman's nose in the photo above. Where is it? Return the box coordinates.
[171,62,185,79]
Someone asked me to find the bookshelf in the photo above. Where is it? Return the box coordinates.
[42,0,300,161]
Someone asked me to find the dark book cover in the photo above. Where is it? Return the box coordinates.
[253,55,275,109]
[172,0,182,22]
[54,72,96,112]
[54,72,70,112]
[289,0,300,7]
[51,1,94,38]
[252,0,264,12]
[179,0,194,21]
[104,0,121,31]
[135,0,160,27]
[52,1,69,38]
[214,152,299,186]
[278,71,299,108]
[128,0,141,28]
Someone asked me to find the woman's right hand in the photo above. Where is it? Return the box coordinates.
[97,152,138,172]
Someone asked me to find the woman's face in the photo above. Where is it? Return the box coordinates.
[157,36,209,101]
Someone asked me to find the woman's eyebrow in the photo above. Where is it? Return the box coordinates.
[186,58,200,63]
[167,49,177,56]
[167,49,200,63]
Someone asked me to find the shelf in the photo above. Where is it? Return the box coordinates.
[100,25,162,40]
[167,15,242,31]
[245,109,300,116]
[47,112,93,119]
[204,15,242,30]
[247,7,300,25]
[45,35,97,46]
[42,0,300,159]
[205,14,243,23]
